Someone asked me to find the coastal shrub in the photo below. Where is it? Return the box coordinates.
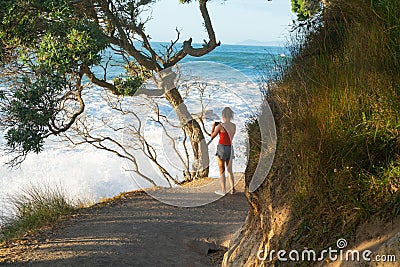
[0,184,76,243]
[258,0,399,248]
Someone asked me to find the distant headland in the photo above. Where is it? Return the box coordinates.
[234,39,282,46]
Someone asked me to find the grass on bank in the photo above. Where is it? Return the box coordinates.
[252,0,400,249]
[0,185,77,244]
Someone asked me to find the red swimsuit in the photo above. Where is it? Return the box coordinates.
[219,130,232,145]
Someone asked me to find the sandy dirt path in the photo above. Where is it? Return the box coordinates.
[0,179,248,267]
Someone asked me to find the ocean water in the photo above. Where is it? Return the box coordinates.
[0,44,288,218]
[182,44,287,78]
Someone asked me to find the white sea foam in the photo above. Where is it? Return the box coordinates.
[0,62,265,219]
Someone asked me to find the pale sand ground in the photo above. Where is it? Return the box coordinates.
[0,176,248,266]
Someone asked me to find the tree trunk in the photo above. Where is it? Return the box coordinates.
[161,70,209,179]
[223,207,271,267]
[222,156,295,267]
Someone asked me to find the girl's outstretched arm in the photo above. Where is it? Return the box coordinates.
[209,123,221,144]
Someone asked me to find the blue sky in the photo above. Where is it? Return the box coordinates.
[145,0,295,45]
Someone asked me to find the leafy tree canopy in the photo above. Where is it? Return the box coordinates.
[0,0,110,163]
[0,0,219,167]
[291,0,322,20]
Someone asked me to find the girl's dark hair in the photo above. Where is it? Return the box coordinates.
[222,107,234,120]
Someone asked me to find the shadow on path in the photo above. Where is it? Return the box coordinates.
[0,178,248,267]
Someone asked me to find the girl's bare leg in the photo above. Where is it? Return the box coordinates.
[226,160,235,193]
[217,157,226,193]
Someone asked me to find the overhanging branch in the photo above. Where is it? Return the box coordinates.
[47,73,85,136]
[165,0,220,67]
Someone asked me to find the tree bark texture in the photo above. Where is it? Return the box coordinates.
[162,70,209,179]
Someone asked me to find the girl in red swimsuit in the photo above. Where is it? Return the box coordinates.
[210,107,236,195]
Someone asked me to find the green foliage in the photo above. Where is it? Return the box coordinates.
[37,25,107,71]
[0,184,76,243]
[0,0,109,164]
[3,71,66,156]
[291,0,322,20]
[0,0,72,49]
[113,76,144,96]
[111,61,153,96]
[262,0,400,248]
